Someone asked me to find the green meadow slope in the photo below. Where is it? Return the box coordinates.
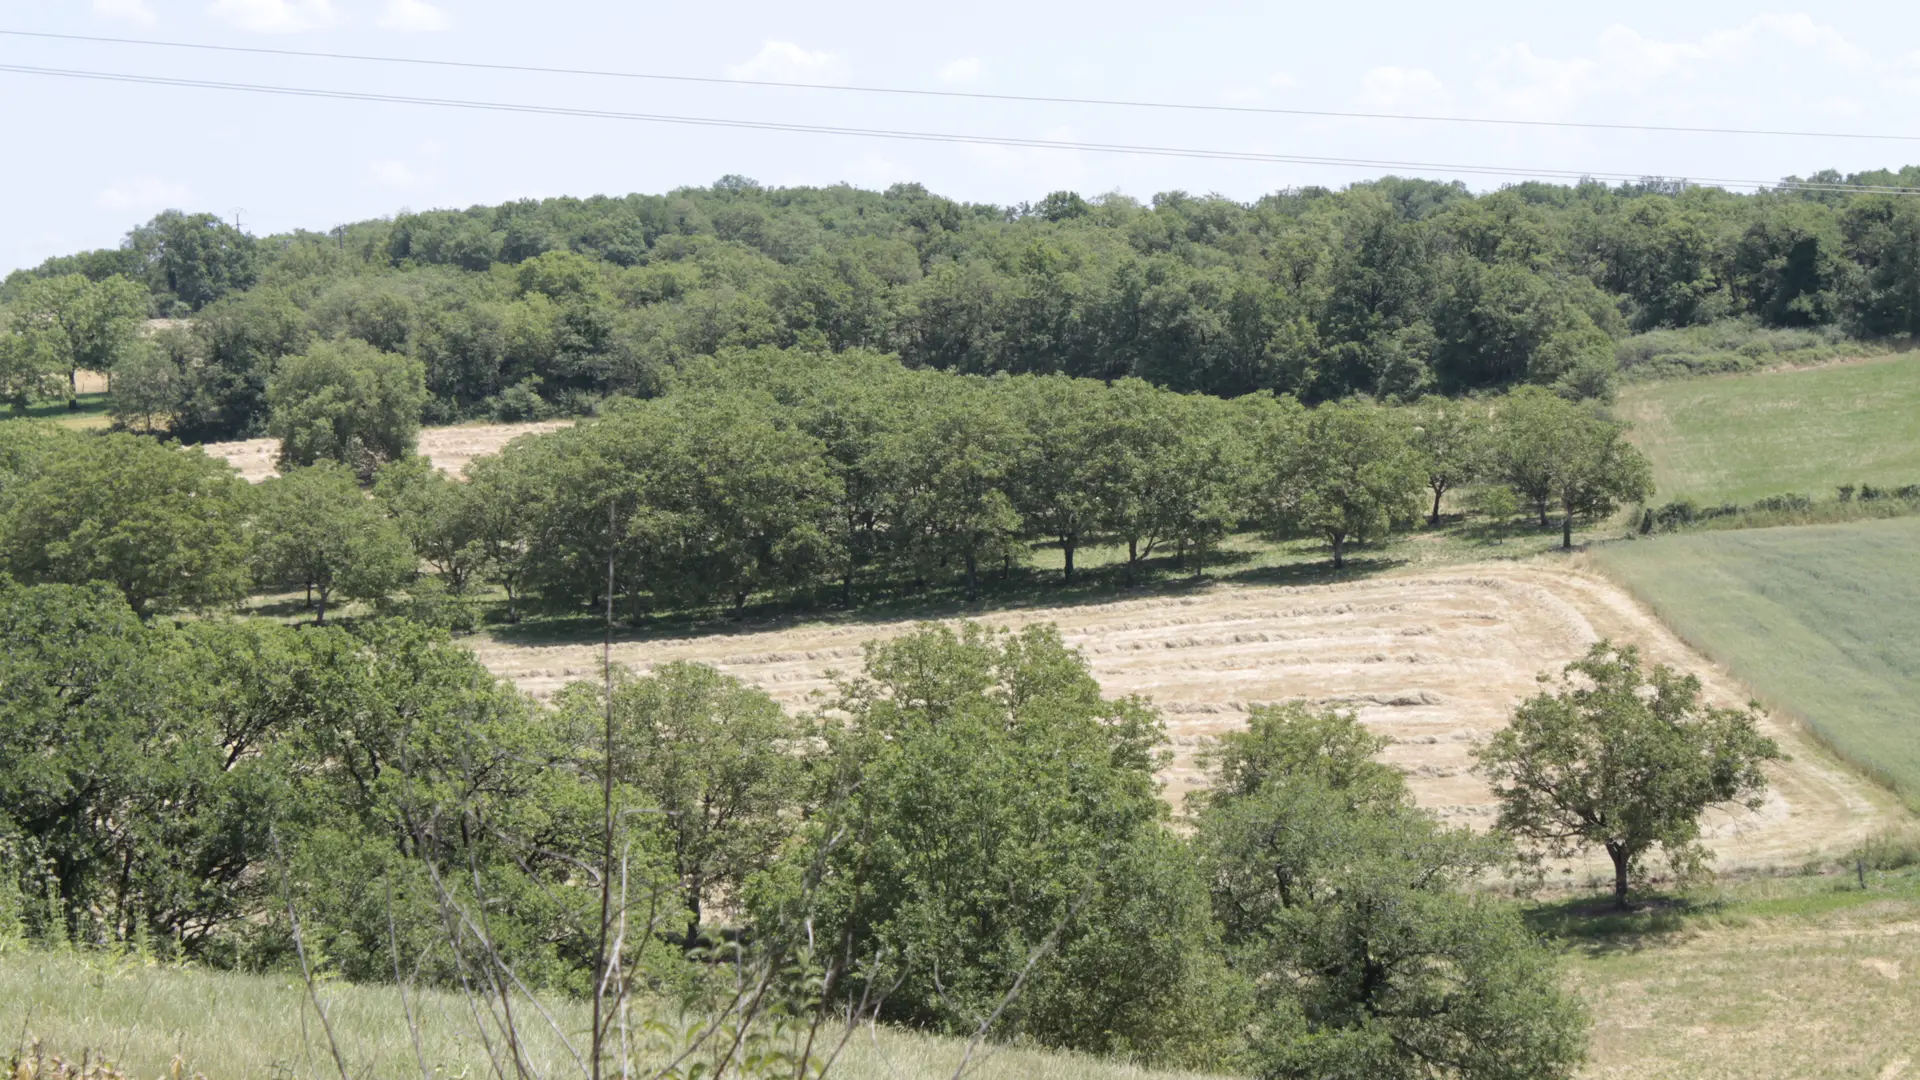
[1594,517,1920,802]
[1614,353,1920,505]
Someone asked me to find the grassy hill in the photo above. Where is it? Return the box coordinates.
[1594,517,1920,803]
[1613,353,1920,505]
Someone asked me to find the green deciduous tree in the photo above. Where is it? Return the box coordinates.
[250,461,417,622]
[5,273,148,408]
[1274,400,1427,568]
[1491,388,1654,547]
[1477,641,1783,907]
[758,623,1241,1066]
[880,376,1028,599]
[1407,394,1489,525]
[559,662,806,949]
[1194,703,1589,1080]
[372,454,486,594]
[268,338,429,479]
[0,432,250,616]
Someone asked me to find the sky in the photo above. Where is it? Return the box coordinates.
[3,0,1920,272]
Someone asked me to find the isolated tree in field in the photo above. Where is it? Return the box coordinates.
[267,338,428,479]
[1283,401,1427,568]
[560,662,805,950]
[1406,394,1489,525]
[251,462,417,623]
[1477,641,1782,908]
[0,433,251,616]
[1193,703,1589,1080]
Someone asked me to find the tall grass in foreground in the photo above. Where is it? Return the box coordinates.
[0,949,1223,1080]
[1594,517,1920,804]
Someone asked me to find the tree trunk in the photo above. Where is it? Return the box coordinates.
[505,583,519,624]
[315,589,329,625]
[1430,485,1444,526]
[1126,537,1140,583]
[685,885,703,954]
[964,549,979,601]
[1562,509,1574,550]
[733,590,749,618]
[67,368,78,411]
[1062,538,1076,584]
[1536,498,1551,528]
[1609,845,1631,909]
[1330,532,1346,569]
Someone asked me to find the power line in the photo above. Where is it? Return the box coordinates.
[4,62,1918,197]
[5,27,1920,145]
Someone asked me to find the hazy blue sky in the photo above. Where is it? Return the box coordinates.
[4,1,1919,271]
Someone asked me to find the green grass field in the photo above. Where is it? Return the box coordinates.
[1613,353,1920,504]
[1594,517,1920,802]
[0,391,112,431]
[9,863,1918,1080]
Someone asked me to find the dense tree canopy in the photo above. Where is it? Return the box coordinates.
[11,168,1920,439]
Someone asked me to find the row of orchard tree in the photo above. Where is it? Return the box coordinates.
[421,350,1652,618]
[0,350,1653,622]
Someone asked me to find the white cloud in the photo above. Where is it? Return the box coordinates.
[1471,15,1884,123]
[205,0,337,33]
[938,57,983,84]
[377,0,449,31]
[93,0,158,26]
[96,176,193,213]
[1357,66,1447,108]
[726,41,844,84]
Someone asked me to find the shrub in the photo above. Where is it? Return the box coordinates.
[1853,828,1920,872]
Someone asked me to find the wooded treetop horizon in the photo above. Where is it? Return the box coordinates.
[6,3,1920,273]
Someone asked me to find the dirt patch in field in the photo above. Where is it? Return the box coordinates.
[472,562,1902,874]
[203,421,571,482]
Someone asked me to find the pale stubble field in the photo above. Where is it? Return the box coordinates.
[472,560,1903,878]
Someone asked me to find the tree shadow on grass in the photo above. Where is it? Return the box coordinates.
[1523,892,1726,957]
[483,545,1422,649]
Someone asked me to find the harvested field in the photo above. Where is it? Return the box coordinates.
[203,420,570,481]
[473,562,1903,874]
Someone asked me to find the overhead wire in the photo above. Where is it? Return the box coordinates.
[4,27,1920,145]
[4,62,1920,197]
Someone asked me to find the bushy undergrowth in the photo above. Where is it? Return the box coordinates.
[1638,483,1920,534]
[1615,320,1896,381]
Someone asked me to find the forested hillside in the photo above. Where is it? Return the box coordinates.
[6,167,1920,438]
